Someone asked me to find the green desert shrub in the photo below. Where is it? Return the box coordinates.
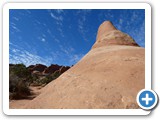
[9,64,31,99]
[9,78,31,99]
[10,64,30,77]
[9,63,67,99]
[34,70,61,85]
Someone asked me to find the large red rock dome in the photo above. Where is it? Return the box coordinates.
[23,21,144,109]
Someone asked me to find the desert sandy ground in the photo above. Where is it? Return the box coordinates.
[9,86,42,109]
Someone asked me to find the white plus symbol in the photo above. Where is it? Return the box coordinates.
[142,93,153,105]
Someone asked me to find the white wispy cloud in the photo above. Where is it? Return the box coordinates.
[9,42,82,67]
[57,28,64,37]
[59,45,75,55]
[43,23,47,27]
[12,26,20,31]
[10,22,16,26]
[13,17,19,21]
[130,20,145,47]
[47,29,52,34]
[37,33,47,42]
[104,10,114,19]
[10,24,21,32]
[25,9,31,14]
[126,11,145,47]
[115,18,123,30]
[59,44,83,65]
[11,48,20,53]
[76,9,92,15]
[41,38,46,42]
[42,34,46,38]
[34,19,41,25]
[77,10,91,42]
[10,41,84,67]
[119,19,123,25]
[54,38,60,43]
[131,11,139,22]
[50,12,63,21]
[56,9,64,14]
[37,36,46,42]
[47,29,60,43]
[48,10,64,37]
[69,54,84,64]
[9,44,54,66]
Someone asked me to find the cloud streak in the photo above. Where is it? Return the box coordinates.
[10,24,21,32]
[55,9,64,14]
[69,54,84,64]
[9,44,54,66]
[48,10,65,37]
[59,44,84,65]
[77,10,92,42]
[50,12,63,21]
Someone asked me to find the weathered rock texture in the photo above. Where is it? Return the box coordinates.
[92,21,139,48]
[24,21,144,109]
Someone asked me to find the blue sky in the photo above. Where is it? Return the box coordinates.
[9,9,145,66]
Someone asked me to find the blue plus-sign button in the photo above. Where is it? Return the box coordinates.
[137,89,158,110]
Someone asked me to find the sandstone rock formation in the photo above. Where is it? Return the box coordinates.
[24,21,144,109]
[92,21,139,48]
[59,66,71,74]
[43,64,61,74]
[27,64,70,76]
[28,64,47,73]
[43,64,70,75]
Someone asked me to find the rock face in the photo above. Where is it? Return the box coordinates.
[28,64,47,73]
[43,64,62,74]
[43,64,70,75]
[92,21,139,48]
[24,21,144,109]
[59,66,70,74]
[27,64,70,76]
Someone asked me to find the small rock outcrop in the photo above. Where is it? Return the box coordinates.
[43,64,62,74]
[27,64,70,75]
[28,64,47,73]
[59,66,70,74]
